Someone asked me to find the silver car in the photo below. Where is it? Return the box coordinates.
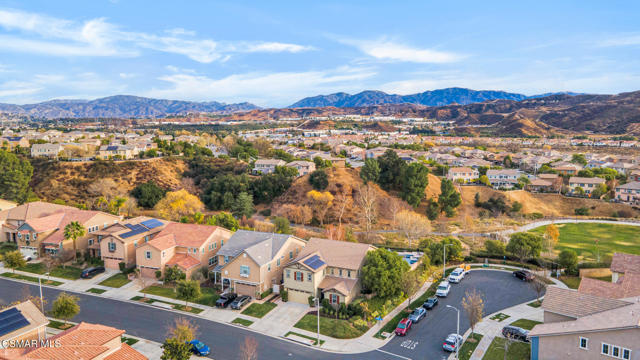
[408,307,426,323]
[443,333,463,352]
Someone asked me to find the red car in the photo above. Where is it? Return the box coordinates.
[395,318,412,336]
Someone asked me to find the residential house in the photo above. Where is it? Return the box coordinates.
[214,230,306,297]
[97,144,137,159]
[529,287,638,360]
[446,167,479,183]
[135,222,231,279]
[0,322,147,360]
[97,217,168,270]
[527,174,562,193]
[568,177,606,196]
[553,163,582,175]
[629,170,640,182]
[486,169,520,189]
[0,301,48,350]
[283,238,375,305]
[253,159,286,174]
[578,273,640,300]
[0,136,29,149]
[286,160,316,176]
[610,253,640,283]
[30,143,63,158]
[615,181,640,205]
[0,199,16,212]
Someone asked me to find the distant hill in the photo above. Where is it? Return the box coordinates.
[289,87,531,108]
[0,95,259,119]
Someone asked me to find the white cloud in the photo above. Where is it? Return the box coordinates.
[0,8,313,62]
[341,37,463,63]
[0,81,43,98]
[598,33,640,47]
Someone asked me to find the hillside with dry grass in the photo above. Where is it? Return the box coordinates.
[30,158,188,204]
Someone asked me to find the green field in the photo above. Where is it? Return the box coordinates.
[530,223,640,261]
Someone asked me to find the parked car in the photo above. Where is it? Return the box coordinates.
[502,325,530,342]
[436,281,451,297]
[230,295,251,310]
[80,267,105,279]
[423,296,439,310]
[395,318,412,336]
[408,307,427,323]
[448,268,465,283]
[442,333,464,352]
[512,270,534,281]
[187,339,210,356]
[215,293,237,308]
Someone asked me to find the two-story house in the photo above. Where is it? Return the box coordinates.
[30,143,63,158]
[252,159,286,174]
[283,238,375,305]
[286,160,316,176]
[446,167,479,183]
[135,222,231,279]
[214,230,305,298]
[97,144,137,160]
[486,169,520,189]
[615,181,640,205]
[97,217,168,270]
[568,177,606,196]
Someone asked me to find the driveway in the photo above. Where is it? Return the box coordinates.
[251,299,309,335]
[381,270,539,360]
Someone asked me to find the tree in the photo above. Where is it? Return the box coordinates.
[87,179,121,204]
[164,265,186,284]
[402,270,422,305]
[155,189,205,221]
[428,237,463,265]
[529,278,547,304]
[506,232,544,266]
[273,216,291,234]
[240,337,259,360]
[167,317,198,342]
[306,190,333,226]
[135,269,152,299]
[121,197,139,217]
[176,279,201,309]
[543,224,560,255]
[63,221,86,263]
[3,250,26,273]
[51,292,79,325]
[438,179,461,217]
[161,338,192,360]
[485,239,506,255]
[309,170,329,190]
[206,212,239,231]
[355,184,378,240]
[41,254,59,281]
[425,198,439,220]
[558,249,578,275]
[232,192,255,219]
[510,201,523,213]
[361,248,410,297]
[0,150,34,203]
[333,185,352,227]
[395,210,431,248]
[478,175,490,186]
[131,181,166,208]
[377,150,407,190]
[461,289,484,336]
[571,153,587,166]
[517,175,530,188]
[400,162,429,207]
[360,158,380,184]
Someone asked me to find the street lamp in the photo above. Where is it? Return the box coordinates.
[313,297,320,346]
[443,243,453,279]
[447,305,460,359]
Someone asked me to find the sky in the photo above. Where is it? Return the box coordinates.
[0,1,639,107]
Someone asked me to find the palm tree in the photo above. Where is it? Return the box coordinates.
[64,221,86,263]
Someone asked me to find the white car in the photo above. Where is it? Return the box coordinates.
[435,281,451,297]
[448,268,465,283]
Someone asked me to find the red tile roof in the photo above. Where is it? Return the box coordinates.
[166,253,201,270]
[154,222,227,248]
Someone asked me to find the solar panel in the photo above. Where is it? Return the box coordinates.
[140,219,163,229]
[303,255,326,270]
[0,308,30,337]
[120,224,148,238]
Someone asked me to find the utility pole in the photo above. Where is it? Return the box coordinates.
[314,297,320,346]
[447,305,460,359]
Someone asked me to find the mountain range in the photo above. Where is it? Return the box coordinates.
[0,95,259,119]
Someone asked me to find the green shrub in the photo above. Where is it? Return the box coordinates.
[281,289,288,302]
[308,296,315,307]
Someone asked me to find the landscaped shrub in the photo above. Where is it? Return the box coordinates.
[308,296,315,307]
[118,262,126,273]
[155,270,162,279]
[260,288,273,299]
[574,207,590,216]
[281,289,288,302]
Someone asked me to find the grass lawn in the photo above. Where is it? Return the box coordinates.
[0,272,62,286]
[460,333,484,360]
[98,273,131,288]
[16,263,83,280]
[529,223,640,261]
[231,318,254,326]
[526,300,542,308]
[558,276,581,289]
[490,313,511,322]
[86,288,106,294]
[130,294,203,314]
[284,331,325,345]
[121,337,139,346]
[294,314,366,339]
[509,319,542,330]
[483,337,530,360]
[47,320,74,330]
[241,302,277,318]
[142,285,220,306]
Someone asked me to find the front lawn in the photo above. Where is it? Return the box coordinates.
[483,337,530,360]
[529,223,640,261]
[231,318,254,326]
[294,314,366,339]
[526,300,541,308]
[490,313,510,322]
[460,333,483,360]
[130,295,203,314]
[47,320,74,330]
[98,273,130,288]
[558,276,581,289]
[0,272,62,286]
[17,263,83,280]
[141,285,220,307]
[87,288,106,294]
[284,331,325,345]
[122,337,139,346]
[509,319,542,330]
[241,302,277,318]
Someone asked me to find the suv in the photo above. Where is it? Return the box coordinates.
[215,293,237,308]
[436,281,451,297]
[80,267,105,279]
[448,268,465,283]
[513,270,534,282]
[442,333,463,352]
[502,325,529,342]
[230,295,251,310]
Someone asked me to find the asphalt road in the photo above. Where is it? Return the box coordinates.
[0,270,538,360]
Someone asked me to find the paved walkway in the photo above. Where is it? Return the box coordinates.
[251,299,308,335]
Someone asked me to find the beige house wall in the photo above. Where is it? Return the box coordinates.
[283,264,324,303]
[536,328,639,360]
[544,311,576,324]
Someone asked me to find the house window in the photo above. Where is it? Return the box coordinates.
[240,265,250,277]
[134,242,137,248]
[602,343,610,355]
[339,269,343,277]
[214,242,217,249]
[144,235,149,242]
[97,235,102,242]
[33,233,37,240]
[268,263,271,272]
[330,294,339,304]
[623,349,631,360]
[286,270,290,278]
[162,251,165,258]
[289,251,293,259]
[145,251,151,259]
[612,346,620,358]
[221,240,224,246]
[579,337,588,350]
[224,256,229,263]
[294,271,303,281]
[88,239,94,246]
[108,242,116,252]
[307,273,312,281]
[277,258,280,267]
[348,270,351,278]
[208,257,216,266]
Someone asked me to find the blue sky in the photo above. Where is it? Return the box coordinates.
[0,1,639,107]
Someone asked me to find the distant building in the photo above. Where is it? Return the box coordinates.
[0,136,29,149]
[615,181,640,205]
[486,169,520,189]
[568,177,606,196]
[447,167,479,183]
[286,160,316,176]
[30,143,63,158]
[253,159,286,174]
[97,144,137,159]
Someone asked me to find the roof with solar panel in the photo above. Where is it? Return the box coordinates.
[106,216,168,241]
[0,301,48,341]
[302,253,327,271]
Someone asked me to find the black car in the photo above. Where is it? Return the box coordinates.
[422,296,439,310]
[216,293,237,308]
[502,325,530,342]
[230,295,251,310]
[80,266,105,279]
[512,270,534,281]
